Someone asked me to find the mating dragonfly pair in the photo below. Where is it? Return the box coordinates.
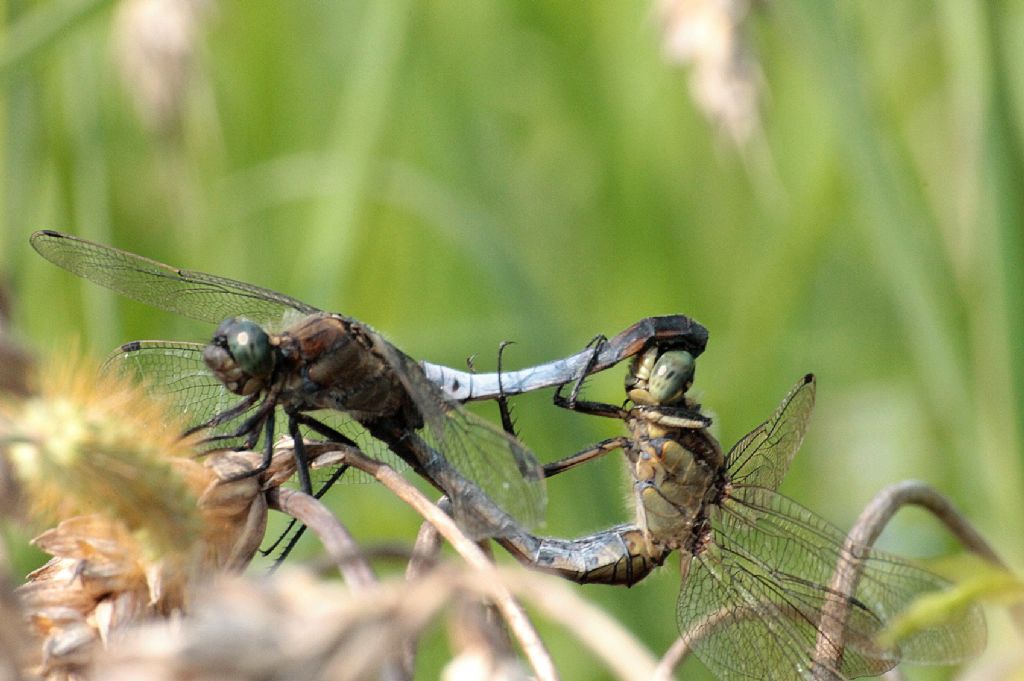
[31,231,984,681]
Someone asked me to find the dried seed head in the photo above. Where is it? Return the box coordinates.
[658,0,763,145]
[8,355,274,679]
[111,0,211,136]
[3,355,201,556]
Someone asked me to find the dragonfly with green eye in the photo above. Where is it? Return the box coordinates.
[28,230,706,542]
[31,229,548,539]
[489,350,985,680]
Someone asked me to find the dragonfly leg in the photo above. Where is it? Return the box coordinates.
[181,392,261,438]
[564,334,607,405]
[194,396,276,450]
[217,414,276,484]
[287,413,313,495]
[262,462,350,562]
[292,412,360,448]
[553,379,630,420]
[542,436,630,478]
[495,340,518,437]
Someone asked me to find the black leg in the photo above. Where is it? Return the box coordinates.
[217,412,275,484]
[288,413,312,495]
[293,413,360,448]
[553,380,629,420]
[564,334,607,406]
[542,437,629,478]
[182,392,261,438]
[496,340,517,437]
[262,461,351,563]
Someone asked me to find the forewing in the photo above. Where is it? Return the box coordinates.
[726,374,816,492]
[373,335,547,536]
[31,230,319,325]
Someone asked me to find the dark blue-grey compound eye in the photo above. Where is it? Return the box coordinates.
[647,350,695,405]
[221,318,274,378]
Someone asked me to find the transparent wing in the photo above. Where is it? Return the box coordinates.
[725,374,816,492]
[105,341,241,429]
[31,230,319,325]
[373,336,546,535]
[677,544,855,681]
[677,487,986,680]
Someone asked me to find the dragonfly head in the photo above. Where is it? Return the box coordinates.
[627,347,695,406]
[204,317,276,395]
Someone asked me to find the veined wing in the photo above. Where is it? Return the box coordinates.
[105,341,239,429]
[31,230,319,326]
[676,487,986,680]
[726,374,816,492]
[373,334,546,535]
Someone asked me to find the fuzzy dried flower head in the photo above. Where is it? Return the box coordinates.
[658,0,763,145]
[3,354,201,556]
[112,0,211,136]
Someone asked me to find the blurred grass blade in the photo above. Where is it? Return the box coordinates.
[0,0,115,85]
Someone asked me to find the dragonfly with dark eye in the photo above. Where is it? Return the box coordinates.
[28,230,704,541]
[30,230,549,538]
[490,351,985,680]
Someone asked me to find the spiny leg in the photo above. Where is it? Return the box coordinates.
[564,333,607,406]
[542,436,630,478]
[263,463,350,563]
[182,392,260,439]
[262,413,363,563]
[217,413,276,484]
[495,340,518,437]
[553,379,630,420]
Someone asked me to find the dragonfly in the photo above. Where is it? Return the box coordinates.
[493,348,985,680]
[29,230,705,542]
[30,230,555,539]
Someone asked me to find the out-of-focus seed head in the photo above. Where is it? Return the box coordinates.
[657,0,763,146]
[111,0,211,136]
[3,355,201,556]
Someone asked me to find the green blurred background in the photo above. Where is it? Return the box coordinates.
[3,0,1023,678]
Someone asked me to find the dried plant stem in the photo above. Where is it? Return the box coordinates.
[266,486,377,589]
[400,500,448,676]
[812,480,1018,677]
[325,447,558,681]
[0,541,27,681]
[500,571,660,681]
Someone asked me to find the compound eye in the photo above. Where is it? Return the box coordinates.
[647,350,695,405]
[626,346,660,392]
[224,318,274,378]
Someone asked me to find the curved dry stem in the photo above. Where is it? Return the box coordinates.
[398,497,450,677]
[266,486,377,590]
[0,540,28,681]
[499,572,659,681]
[319,445,558,681]
[813,480,1015,678]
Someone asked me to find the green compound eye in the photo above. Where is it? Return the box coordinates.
[646,350,695,405]
[224,318,274,378]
